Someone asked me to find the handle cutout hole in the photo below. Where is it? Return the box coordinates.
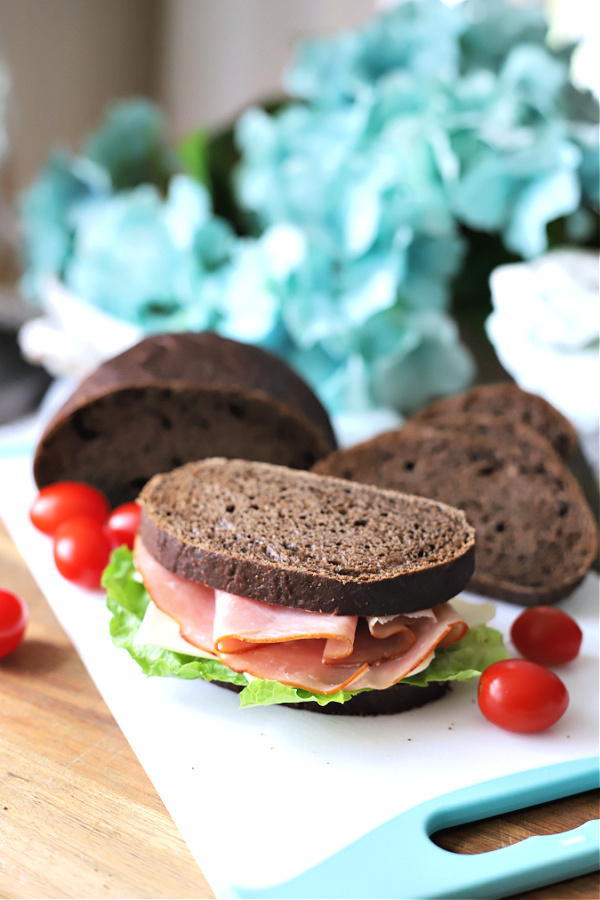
[431,789,599,855]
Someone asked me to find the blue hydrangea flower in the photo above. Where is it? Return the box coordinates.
[285,0,463,105]
[82,97,179,191]
[17,1,598,419]
[65,174,234,331]
[19,152,111,303]
[230,0,597,412]
[18,99,236,334]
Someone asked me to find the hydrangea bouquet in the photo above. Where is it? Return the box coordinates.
[17,0,599,421]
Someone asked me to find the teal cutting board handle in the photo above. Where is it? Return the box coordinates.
[223,757,599,900]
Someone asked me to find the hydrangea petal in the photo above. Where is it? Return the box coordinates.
[63,183,219,330]
[505,169,581,258]
[500,44,568,114]
[18,153,111,302]
[83,97,178,191]
[164,174,211,251]
[217,236,280,342]
[371,311,475,412]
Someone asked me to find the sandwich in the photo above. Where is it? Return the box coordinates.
[313,420,598,606]
[103,458,507,714]
[33,332,337,507]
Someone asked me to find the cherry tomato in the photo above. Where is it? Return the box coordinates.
[104,502,141,550]
[0,589,29,658]
[511,606,583,666]
[478,659,569,733]
[30,482,109,536]
[53,515,112,589]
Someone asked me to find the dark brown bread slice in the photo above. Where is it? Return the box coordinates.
[33,332,336,506]
[34,385,335,507]
[217,679,450,716]
[410,413,559,455]
[314,423,598,606]
[410,383,578,460]
[139,458,475,616]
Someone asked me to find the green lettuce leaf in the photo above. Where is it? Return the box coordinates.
[239,679,362,709]
[402,624,509,686]
[102,547,248,685]
[102,548,508,708]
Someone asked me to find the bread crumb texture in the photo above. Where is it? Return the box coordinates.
[140,458,474,583]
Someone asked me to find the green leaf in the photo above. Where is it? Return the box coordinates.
[403,624,509,686]
[238,679,359,709]
[178,128,211,187]
[103,547,247,684]
[103,548,508,708]
[102,545,148,616]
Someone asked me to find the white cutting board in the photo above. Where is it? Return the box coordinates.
[0,451,598,898]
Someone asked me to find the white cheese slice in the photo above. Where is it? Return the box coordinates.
[407,651,434,677]
[135,599,217,659]
[451,597,497,628]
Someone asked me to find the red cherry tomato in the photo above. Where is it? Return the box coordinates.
[104,502,141,550]
[30,482,109,535]
[0,589,29,658]
[478,659,569,733]
[511,606,583,666]
[53,515,112,589]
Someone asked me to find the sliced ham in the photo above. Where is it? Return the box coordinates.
[366,608,435,639]
[134,538,216,656]
[213,590,357,656]
[327,618,416,666]
[350,604,469,691]
[219,640,370,694]
[134,537,468,695]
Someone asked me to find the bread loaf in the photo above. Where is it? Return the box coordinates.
[410,383,578,460]
[33,332,337,506]
[314,422,598,605]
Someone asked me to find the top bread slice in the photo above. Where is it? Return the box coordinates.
[33,332,337,506]
[410,382,578,460]
[314,422,598,606]
[138,458,476,616]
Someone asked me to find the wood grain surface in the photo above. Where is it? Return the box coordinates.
[0,516,598,900]
[0,517,213,900]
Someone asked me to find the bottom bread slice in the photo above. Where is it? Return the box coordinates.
[213,679,451,716]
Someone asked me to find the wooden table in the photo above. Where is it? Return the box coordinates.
[1,516,598,900]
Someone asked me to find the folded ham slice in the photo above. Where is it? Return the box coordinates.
[135,538,216,655]
[213,589,357,657]
[220,641,370,693]
[134,538,468,695]
[349,604,468,691]
[366,609,435,639]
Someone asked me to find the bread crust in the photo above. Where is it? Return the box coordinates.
[40,332,336,448]
[139,458,476,616]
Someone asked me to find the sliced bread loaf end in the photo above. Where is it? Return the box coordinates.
[33,333,337,505]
